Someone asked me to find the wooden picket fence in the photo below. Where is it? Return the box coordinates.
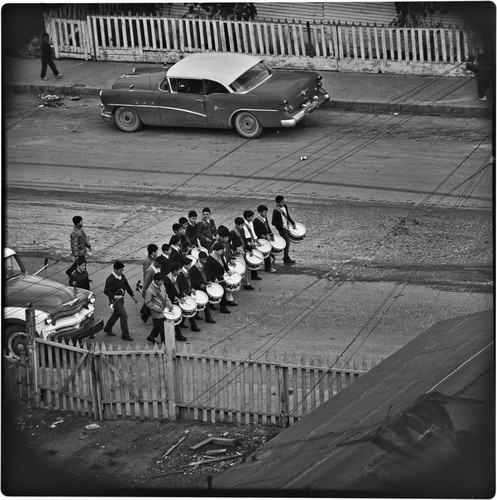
[44,14,482,75]
[12,336,377,426]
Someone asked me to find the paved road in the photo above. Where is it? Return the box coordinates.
[6,90,492,363]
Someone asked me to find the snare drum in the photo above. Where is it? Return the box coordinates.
[256,239,272,258]
[189,246,209,263]
[229,259,246,277]
[206,283,224,304]
[271,235,287,253]
[191,290,208,311]
[179,296,198,318]
[288,222,307,244]
[245,250,263,271]
[164,305,183,325]
[224,272,241,292]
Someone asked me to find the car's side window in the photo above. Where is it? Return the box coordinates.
[170,78,204,95]
[204,80,229,95]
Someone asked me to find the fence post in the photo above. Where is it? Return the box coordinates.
[90,347,103,421]
[306,20,315,57]
[280,364,290,427]
[23,303,37,401]
[164,322,177,421]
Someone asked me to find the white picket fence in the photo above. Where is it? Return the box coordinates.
[44,15,482,75]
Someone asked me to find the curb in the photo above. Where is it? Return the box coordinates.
[324,100,493,118]
[6,83,491,119]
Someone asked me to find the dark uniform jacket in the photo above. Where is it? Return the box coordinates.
[271,204,295,230]
[104,273,134,304]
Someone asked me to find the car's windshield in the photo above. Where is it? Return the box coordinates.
[230,62,273,93]
[4,254,25,280]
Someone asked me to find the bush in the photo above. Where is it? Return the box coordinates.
[18,35,42,59]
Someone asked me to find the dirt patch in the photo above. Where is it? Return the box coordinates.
[2,400,281,495]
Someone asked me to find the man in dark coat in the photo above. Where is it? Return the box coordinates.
[176,256,201,332]
[189,251,216,323]
[163,261,187,341]
[271,195,296,264]
[254,204,276,273]
[40,32,61,80]
[203,242,231,314]
[103,261,138,340]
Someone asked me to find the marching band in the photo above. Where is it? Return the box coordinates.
[136,197,307,343]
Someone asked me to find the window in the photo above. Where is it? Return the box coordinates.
[204,80,229,95]
[169,78,204,95]
[230,62,273,93]
[4,255,24,279]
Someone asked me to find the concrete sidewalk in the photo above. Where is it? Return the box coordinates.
[3,56,493,118]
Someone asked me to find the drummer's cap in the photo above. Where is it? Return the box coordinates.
[113,261,125,270]
[198,251,208,259]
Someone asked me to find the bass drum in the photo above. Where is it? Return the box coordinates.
[179,296,198,318]
[271,235,286,253]
[229,258,246,277]
[224,272,241,292]
[164,305,183,325]
[191,290,208,311]
[245,250,263,271]
[256,238,272,258]
[288,222,306,244]
[206,283,224,304]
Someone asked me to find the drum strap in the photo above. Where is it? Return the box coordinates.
[199,265,208,282]
[257,214,271,234]
[234,228,246,247]
[244,222,257,241]
[276,206,289,228]
[151,284,168,309]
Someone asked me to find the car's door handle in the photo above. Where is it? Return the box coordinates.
[195,99,203,103]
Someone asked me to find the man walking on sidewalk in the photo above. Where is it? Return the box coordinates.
[40,32,62,80]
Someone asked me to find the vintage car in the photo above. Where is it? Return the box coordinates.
[3,248,103,359]
[100,53,330,138]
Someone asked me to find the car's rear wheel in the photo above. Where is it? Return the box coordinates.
[5,325,28,360]
[234,112,263,139]
[114,107,143,132]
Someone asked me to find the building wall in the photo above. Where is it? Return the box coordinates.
[161,2,470,28]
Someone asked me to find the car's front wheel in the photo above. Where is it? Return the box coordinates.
[234,112,263,139]
[114,107,143,132]
[5,325,29,360]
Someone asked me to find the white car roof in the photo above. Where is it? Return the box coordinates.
[4,248,15,258]
[167,53,262,87]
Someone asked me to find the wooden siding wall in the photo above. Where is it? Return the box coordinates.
[48,3,473,29]
[161,2,470,28]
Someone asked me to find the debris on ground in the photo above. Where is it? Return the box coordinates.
[38,94,64,107]
[50,417,64,428]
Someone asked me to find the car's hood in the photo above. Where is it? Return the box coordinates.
[251,70,322,104]
[5,274,79,312]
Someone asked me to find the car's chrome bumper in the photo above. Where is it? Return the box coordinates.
[280,93,330,128]
[100,110,113,123]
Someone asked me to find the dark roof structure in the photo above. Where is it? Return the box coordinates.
[213,310,495,497]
